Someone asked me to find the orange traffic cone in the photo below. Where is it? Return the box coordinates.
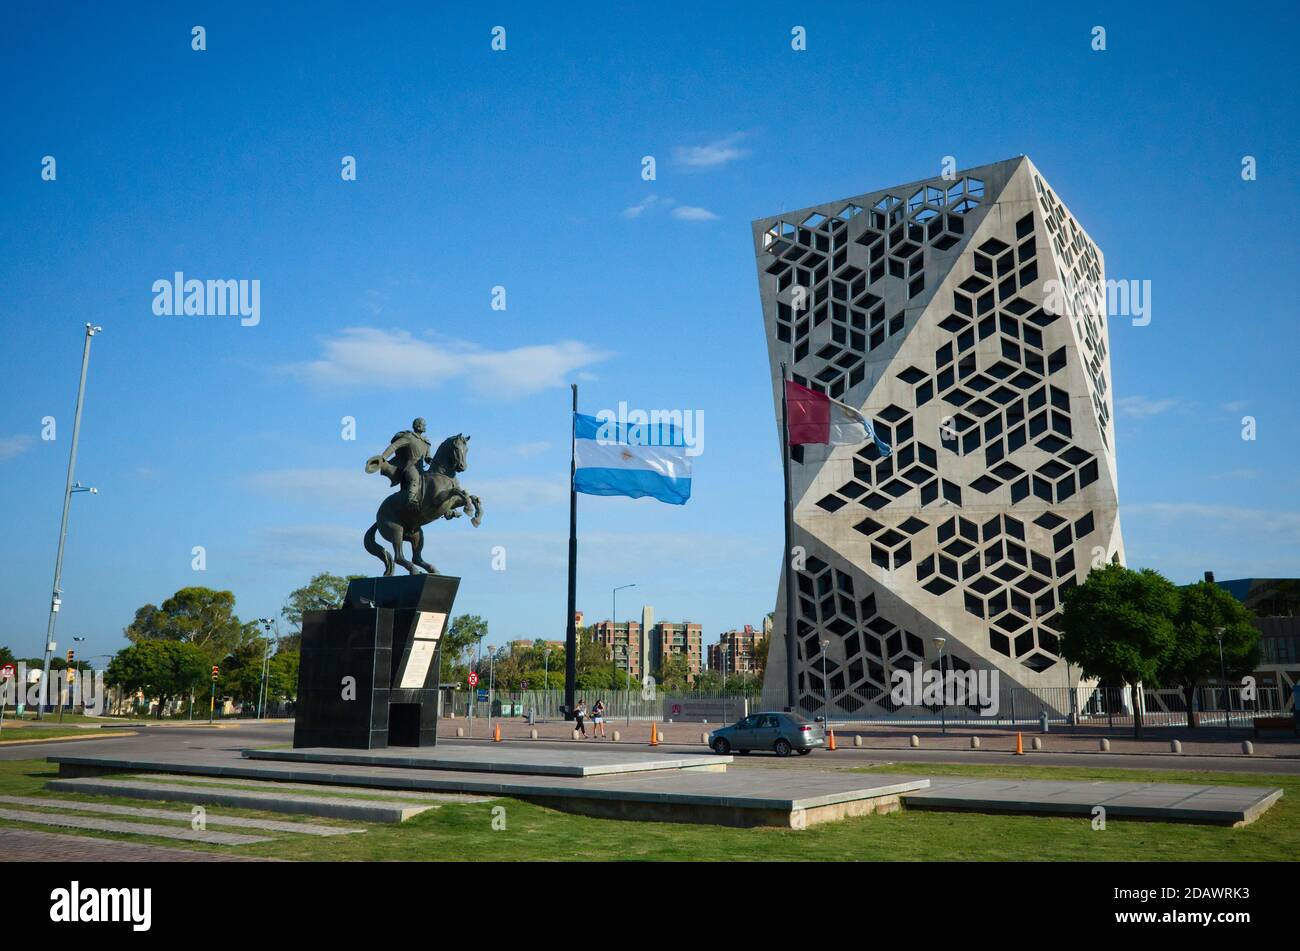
[827,728,837,751]
[493,723,502,743]
[1014,731,1024,755]
[650,722,659,746]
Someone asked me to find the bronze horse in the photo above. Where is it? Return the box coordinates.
[363,433,482,575]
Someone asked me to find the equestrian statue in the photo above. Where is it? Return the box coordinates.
[363,418,482,575]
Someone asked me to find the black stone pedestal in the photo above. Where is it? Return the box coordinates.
[293,575,459,750]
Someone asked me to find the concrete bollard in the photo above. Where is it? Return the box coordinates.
[854,734,863,748]
[572,729,581,740]
[1170,739,1182,753]
[701,732,709,744]
[529,728,538,740]
[910,734,920,748]
[970,736,980,749]
[1242,740,1254,755]
[613,730,621,742]
[456,727,464,737]
[1031,736,1042,751]
[1100,738,1110,751]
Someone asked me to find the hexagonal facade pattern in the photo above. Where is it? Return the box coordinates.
[753,156,1124,714]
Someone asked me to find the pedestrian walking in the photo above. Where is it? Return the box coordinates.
[591,698,607,738]
[573,699,588,738]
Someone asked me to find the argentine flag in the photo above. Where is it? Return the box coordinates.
[572,413,692,505]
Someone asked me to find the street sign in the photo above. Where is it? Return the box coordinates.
[467,672,479,687]
[0,664,14,680]
[477,688,489,702]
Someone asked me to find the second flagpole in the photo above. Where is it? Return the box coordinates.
[779,361,799,713]
[564,383,579,721]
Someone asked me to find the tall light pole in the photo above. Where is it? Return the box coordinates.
[613,583,635,721]
[543,647,551,720]
[933,636,947,735]
[256,618,277,719]
[820,639,831,727]
[1215,626,1229,727]
[39,323,103,720]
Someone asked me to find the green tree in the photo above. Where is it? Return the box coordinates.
[124,587,256,664]
[575,634,612,688]
[0,645,14,668]
[1160,581,1260,726]
[219,640,273,707]
[106,641,209,718]
[268,651,299,704]
[659,652,692,691]
[441,615,487,686]
[280,572,366,650]
[1060,564,1179,738]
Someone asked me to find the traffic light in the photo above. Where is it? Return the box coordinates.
[66,649,74,665]
[66,649,75,683]
[211,665,220,682]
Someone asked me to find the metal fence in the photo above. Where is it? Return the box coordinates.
[756,682,1294,729]
[441,688,759,724]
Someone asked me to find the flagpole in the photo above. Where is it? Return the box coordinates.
[779,361,798,713]
[564,383,579,721]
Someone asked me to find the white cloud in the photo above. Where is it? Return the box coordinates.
[1114,396,1181,419]
[0,435,34,461]
[1221,400,1249,413]
[671,205,719,222]
[284,328,612,399]
[622,195,666,218]
[672,133,751,170]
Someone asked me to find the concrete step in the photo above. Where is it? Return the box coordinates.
[47,777,436,824]
[0,795,364,837]
[0,806,270,845]
[133,773,495,804]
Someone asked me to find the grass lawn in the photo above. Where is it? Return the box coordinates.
[0,758,1293,861]
[0,727,103,743]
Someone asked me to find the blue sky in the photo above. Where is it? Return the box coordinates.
[2,1,1297,665]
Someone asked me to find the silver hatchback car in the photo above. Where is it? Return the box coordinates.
[708,711,825,757]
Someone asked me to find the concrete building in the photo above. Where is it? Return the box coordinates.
[1215,578,1300,711]
[590,620,643,679]
[709,625,761,676]
[652,621,704,679]
[753,156,1123,715]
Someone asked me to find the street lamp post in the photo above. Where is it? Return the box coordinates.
[1215,626,1229,728]
[613,583,635,722]
[39,325,103,720]
[933,636,947,735]
[256,618,277,719]
[820,639,831,728]
[543,647,551,721]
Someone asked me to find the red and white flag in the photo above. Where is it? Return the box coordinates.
[785,380,892,454]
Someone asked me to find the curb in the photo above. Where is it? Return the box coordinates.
[0,731,139,748]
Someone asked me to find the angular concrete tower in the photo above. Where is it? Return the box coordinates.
[752,157,1123,715]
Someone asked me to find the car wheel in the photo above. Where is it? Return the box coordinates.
[796,748,812,755]
[774,738,793,757]
[712,737,731,755]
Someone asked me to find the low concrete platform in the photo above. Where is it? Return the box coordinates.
[47,777,438,823]
[903,777,1284,826]
[47,749,927,829]
[244,744,731,777]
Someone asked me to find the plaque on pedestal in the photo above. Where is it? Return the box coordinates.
[293,574,458,749]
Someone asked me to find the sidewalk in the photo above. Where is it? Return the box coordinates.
[443,716,1300,759]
